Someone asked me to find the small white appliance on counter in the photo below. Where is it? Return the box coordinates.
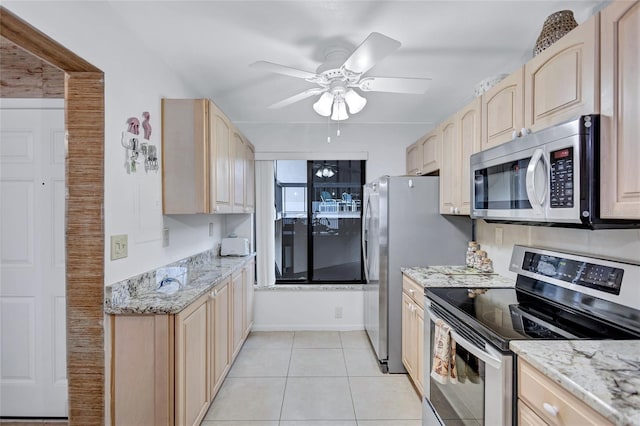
[220,237,250,256]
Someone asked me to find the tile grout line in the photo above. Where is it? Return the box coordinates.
[277,331,295,423]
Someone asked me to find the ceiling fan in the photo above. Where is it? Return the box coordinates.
[250,32,432,121]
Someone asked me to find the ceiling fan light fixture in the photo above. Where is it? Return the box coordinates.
[313,92,334,117]
[344,88,367,114]
[331,99,349,121]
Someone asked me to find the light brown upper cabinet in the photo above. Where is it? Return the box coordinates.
[162,99,232,214]
[244,140,255,212]
[600,0,640,220]
[231,128,256,213]
[406,129,440,176]
[524,13,599,133]
[232,128,246,213]
[440,98,482,215]
[406,141,422,175]
[482,13,599,151]
[481,69,524,150]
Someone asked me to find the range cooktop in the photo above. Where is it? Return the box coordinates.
[425,246,640,352]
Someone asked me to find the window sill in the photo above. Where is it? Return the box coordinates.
[255,284,365,291]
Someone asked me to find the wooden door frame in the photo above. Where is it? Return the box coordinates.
[1,7,105,425]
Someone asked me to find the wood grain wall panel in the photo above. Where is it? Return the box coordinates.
[0,38,64,98]
[1,6,106,425]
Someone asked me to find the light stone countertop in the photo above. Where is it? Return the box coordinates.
[510,340,640,426]
[401,265,515,288]
[105,252,255,315]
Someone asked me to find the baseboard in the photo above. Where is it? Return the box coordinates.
[251,324,365,332]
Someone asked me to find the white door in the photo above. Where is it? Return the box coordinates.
[0,99,67,417]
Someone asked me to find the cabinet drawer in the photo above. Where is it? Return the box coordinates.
[518,360,612,426]
[402,275,424,308]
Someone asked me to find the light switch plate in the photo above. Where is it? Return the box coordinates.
[110,234,128,260]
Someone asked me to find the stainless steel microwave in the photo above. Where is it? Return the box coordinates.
[470,115,639,229]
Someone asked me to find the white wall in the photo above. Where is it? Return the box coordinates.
[253,289,364,331]
[240,122,429,181]
[477,221,640,279]
[3,1,232,284]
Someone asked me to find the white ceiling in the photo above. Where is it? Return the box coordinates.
[107,0,603,131]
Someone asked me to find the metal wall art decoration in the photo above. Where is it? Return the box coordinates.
[122,111,158,173]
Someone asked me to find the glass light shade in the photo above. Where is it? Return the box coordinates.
[331,100,349,121]
[344,89,367,114]
[315,169,323,178]
[312,92,333,117]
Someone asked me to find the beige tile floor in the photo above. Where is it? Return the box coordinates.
[202,331,422,426]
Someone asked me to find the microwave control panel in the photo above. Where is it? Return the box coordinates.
[550,147,574,208]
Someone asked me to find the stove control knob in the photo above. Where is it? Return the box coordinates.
[543,402,559,417]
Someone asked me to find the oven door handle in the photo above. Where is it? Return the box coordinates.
[425,305,503,370]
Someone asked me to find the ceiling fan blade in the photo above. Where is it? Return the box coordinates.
[342,32,401,75]
[250,61,319,80]
[268,87,326,109]
[358,77,432,94]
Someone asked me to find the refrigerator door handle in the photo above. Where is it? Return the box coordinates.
[362,195,370,283]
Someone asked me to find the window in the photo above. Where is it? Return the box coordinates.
[275,160,365,283]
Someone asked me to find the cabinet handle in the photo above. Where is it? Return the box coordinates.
[409,288,415,295]
[542,402,559,417]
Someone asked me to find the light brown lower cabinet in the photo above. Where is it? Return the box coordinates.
[401,275,424,397]
[175,293,209,426]
[517,359,613,426]
[111,265,253,426]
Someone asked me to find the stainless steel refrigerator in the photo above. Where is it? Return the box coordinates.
[362,175,471,373]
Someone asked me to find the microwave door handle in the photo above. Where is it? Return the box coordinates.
[525,148,546,212]
[425,305,502,369]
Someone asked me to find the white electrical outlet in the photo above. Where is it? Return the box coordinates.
[110,234,128,260]
[162,228,170,247]
[209,222,214,237]
[335,306,343,319]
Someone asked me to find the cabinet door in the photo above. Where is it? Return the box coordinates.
[244,141,255,212]
[111,315,173,426]
[406,142,422,175]
[231,271,244,360]
[211,279,230,396]
[420,130,440,175]
[209,101,233,213]
[244,261,255,337]
[415,305,425,398]
[482,68,524,150]
[401,293,414,377]
[232,130,245,212]
[439,119,459,214]
[175,295,209,426]
[524,14,598,133]
[600,0,640,219]
[458,98,482,215]
[161,99,209,214]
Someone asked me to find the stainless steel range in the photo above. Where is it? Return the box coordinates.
[422,245,640,425]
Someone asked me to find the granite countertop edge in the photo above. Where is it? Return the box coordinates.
[401,265,515,288]
[105,253,256,315]
[510,340,640,426]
